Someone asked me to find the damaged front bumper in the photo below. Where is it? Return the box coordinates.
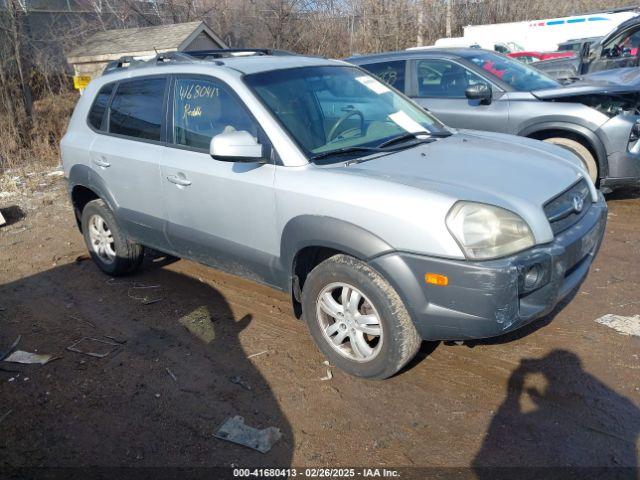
[370,194,608,341]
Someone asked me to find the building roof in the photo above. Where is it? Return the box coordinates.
[67,21,227,61]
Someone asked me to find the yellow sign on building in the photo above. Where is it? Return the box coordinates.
[73,75,92,90]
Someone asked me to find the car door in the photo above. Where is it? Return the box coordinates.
[408,58,510,133]
[88,75,172,251]
[160,75,279,286]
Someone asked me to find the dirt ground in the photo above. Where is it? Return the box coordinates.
[0,172,639,476]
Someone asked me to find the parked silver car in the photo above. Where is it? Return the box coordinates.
[61,50,607,379]
[348,48,640,191]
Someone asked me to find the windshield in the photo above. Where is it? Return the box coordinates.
[461,51,559,91]
[244,66,448,163]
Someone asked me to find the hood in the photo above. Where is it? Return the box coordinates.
[533,67,640,99]
[332,130,593,242]
[579,66,640,86]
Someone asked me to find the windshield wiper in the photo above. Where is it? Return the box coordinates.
[311,131,452,164]
[310,146,384,162]
[377,130,452,148]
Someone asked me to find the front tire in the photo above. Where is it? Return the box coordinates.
[81,199,144,276]
[301,254,421,379]
[543,137,598,183]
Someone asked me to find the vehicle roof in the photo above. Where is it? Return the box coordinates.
[559,36,601,44]
[346,48,494,63]
[102,54,346,79]
[589,14,640,48]
[215,54,346,74]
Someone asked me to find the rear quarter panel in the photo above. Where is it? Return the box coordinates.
[60,82,100,179]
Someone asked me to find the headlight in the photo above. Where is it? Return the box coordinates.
[446,202,534,260]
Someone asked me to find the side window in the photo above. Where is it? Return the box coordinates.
[494,44,509,54]
[603,27,640,58]
[173,77,259,150]
[109,77,167,141]
[416,59,485,98]
[361,61,406,92]
[88,83,113,130]
[251,76,325,152]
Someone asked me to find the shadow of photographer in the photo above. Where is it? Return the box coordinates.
[473,350,640,479]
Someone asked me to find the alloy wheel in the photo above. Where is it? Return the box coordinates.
[316,282,383,362]
[88,214,116,264]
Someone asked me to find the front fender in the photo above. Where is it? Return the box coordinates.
[518,121,608,177]
[279,215,394,288]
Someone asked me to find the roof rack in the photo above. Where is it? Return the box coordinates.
[102,48,297,75]
[185,48,296,59]
[102,55,154,74]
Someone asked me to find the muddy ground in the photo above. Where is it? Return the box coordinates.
[0,173,639,476]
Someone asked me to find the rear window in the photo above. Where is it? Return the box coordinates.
[109,77,167,141]
[88,83,113,130]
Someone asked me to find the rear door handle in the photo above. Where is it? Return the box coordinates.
[92,158,110,168]
[166,174,192,187]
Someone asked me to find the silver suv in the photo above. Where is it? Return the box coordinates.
[61,50,607,379]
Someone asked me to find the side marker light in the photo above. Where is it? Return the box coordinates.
[425,273,449,286]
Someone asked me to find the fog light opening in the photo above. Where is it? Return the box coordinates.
[523,264,542,291]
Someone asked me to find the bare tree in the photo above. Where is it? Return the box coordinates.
[0,0,637,173]
[6,0,33,122]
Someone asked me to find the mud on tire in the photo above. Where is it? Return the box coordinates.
[301,254,421,379]
[81,199,144,276]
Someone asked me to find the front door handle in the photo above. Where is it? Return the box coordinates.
[92,157,110,168]
[166,174,192,187]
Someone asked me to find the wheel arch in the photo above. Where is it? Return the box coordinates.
[68,164,119,231]
[280,216,394,317]
[519,122,608,177]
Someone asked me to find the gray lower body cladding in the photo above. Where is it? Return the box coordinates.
[600,149,640,190]
[370,195,608,341]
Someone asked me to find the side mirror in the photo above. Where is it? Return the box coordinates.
[580,42,591,60]
[210,130,265,163]
[465,83,492,105]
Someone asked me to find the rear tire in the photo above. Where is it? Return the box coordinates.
[81,199,143,276]
[301,254,421,379]
[543,137,598,183]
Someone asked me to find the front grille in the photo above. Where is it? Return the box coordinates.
[544,178,591,235]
